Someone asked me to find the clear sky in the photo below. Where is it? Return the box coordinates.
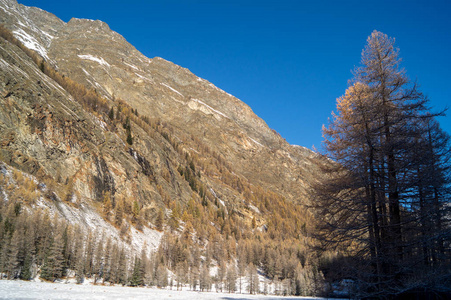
[20,0,451,150]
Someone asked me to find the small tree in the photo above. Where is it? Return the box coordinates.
[108,107,114,120]
[103,192,112,219]
[126,130,133,145]
[155,209,164,231]
[247,262,259,294]
[226,264,237,293]
[130,257,144,286]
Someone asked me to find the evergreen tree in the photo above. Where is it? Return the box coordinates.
[21,218,36,281]
[47,226,65,279]
[108,107,114,120]
[126,130,133,145]
[118,247,128,285]
[6,229,21,279]
[130,256,144,286]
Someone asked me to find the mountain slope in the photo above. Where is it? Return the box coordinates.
[0,0,324,294]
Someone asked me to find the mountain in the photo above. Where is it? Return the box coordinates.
[0,0,324,294]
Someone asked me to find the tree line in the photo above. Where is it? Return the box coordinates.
[0,187,322,296]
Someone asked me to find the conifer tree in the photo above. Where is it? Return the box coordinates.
[247,262,259,294]
[6,229,21,279]
[199,263,210,292]
[130,256,144,286]
[103,192,112,220]
[155,208,164,231]
[21,221,36,281]
[118,247,128,285]
[47,226,65,279]
[104,238,114,283]
[84,233,94,278]
[93,234,105,283]
[317,30,450,297]
[226,264,237,293]
[108,107,114,120]
[109,244,120,284]
[156,264,168,288]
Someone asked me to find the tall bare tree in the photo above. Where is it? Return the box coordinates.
[316,30,450,297]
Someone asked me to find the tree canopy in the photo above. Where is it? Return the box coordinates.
[315,30,451,298]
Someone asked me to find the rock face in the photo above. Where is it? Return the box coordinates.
[0,0,321,245]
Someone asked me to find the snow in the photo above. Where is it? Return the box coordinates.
[170,96,185,105]
[12,28,49,60]
[248,204,260,214]
[33,195,162,257]
[0,0,14,16]
[249,137,264,148]
[124,61,139,71]
[189,98,230,120]
[1,190,7,202]
[129,225,163,253]
[78,54,110,67]
[0,280,331,300]
[134,73,153,82]
[209,188,225,207]
[160,83,183,97]
[196,77,234,98]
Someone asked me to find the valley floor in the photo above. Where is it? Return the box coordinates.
[0,280,339,300]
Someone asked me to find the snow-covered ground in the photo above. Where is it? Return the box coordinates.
[0,280,335,300]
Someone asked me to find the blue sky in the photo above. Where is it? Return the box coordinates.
[20,0,451,150]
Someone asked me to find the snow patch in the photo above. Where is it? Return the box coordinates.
[189,98,229,120]
[135,72,153,82]
[249,204,260,214]
[13,28,49,60]
[0,0,13,15]
[196,77,234,98]
[124,61,139,71]
[78,54,110,67]
[1,190,8,202]
[249,137,264,147]
[160,82,183,97]
[32,197,160,257]
[129,225,163,254]
[170,96,185,105]
[210,188,225,207]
